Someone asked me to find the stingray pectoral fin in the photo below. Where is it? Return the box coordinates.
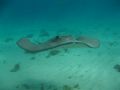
[16,38,43,52]
[77,36,100,48]
[16,37,73,53]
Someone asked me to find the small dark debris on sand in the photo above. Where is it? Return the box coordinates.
[0,60,6,64]
[73,84,80,89]
[22,84,31,89]
[20,82,58,90]
[46,50,61,58]
[114,64,120,72]
[10,63,20,72]
[5,38,14,43]
[108,41,119,47]
[67,76,72,79]
[41,83,58,90]
[63,85,72,90]
[63,84,80,90]
[64,49,69,53]
[16,85,20,89]
[30,56,36,60]
[2,60,6,64]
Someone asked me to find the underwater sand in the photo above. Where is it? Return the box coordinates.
[0,18,120,90]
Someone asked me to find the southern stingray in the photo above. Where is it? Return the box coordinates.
[17,35,100,53]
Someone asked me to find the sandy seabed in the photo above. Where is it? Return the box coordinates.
[0,19,120,90]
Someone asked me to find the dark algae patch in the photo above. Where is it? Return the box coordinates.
[114,64,120,72]
[22,84,31,89]
[10,63,20,72]
[63,84,80,90]
[18,82,59,90]
[15,85,20,89]
[73,84,80,89]
[30,56,36,60]
[63,85,72,90]
[67,76,73,79]
[15,82,80,90]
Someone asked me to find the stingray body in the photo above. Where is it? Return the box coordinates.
[17,35,100,53]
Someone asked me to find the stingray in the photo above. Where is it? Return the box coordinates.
[16,35,100,53]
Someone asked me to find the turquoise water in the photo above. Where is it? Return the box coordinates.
[0,0,120,90]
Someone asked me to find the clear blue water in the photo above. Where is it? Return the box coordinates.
[0,0,120,90]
